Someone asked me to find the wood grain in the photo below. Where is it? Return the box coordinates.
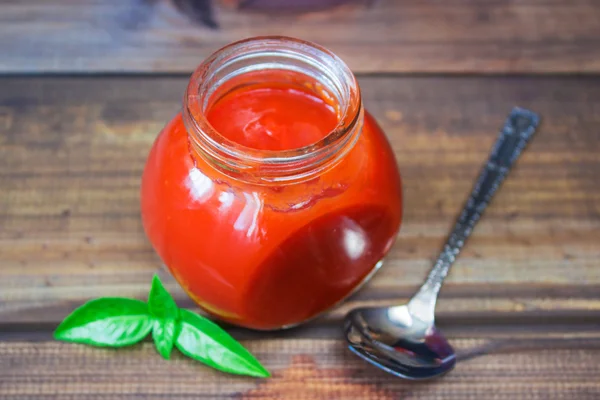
[1,339,600,399]
[1,0,600,74]
[1,75,599,327]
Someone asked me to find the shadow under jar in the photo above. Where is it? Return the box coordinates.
[141,36,402,330]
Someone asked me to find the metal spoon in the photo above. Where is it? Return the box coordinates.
[344,107,540,380]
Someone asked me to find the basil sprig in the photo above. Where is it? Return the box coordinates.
[54,275,270,378]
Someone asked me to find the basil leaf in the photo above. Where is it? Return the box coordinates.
[148,274,179,320]
[175,309,270,378]
[54,298,152,347]
[152,318,178,359]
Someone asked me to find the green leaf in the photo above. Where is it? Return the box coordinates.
[152,318,178,359]
[54,276,270,379]
[148,274,179,320]
[175,309,270,378]
[54,298,152,347]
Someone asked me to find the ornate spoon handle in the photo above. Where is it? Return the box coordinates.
[409,108,541,323]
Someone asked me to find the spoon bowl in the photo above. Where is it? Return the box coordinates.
[345,305,456,380]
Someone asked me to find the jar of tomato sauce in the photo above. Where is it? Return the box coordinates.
[141,37,402,330]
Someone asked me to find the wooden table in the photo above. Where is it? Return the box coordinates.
[1,1,600,398]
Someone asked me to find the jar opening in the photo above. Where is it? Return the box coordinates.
[183,36,363,183]
[204,70,341,151]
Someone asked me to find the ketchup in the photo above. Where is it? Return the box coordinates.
[207,84,338,151]
[141,38,402,330]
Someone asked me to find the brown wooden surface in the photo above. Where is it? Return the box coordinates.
[2,340,600,399]
[2,0,600,398]
[1,75,600,398]
[1,75,600,324]
[1,0,600,74]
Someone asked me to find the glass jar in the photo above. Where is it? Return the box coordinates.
[141,36,402,330]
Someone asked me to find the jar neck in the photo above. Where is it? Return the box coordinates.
[183,36,363,184]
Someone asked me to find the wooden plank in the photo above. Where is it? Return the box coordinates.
[2,300,599,342]
[1,0,600,74]
[1,75,599,326]
[1,339,600,399]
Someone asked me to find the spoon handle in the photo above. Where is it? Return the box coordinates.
[408,107,540,323]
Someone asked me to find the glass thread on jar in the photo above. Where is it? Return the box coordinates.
[182,36,364,184]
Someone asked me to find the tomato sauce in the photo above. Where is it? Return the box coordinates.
[141,70,402,330]
[207,84,338,151]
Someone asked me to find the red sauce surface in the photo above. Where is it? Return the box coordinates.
[207,84,338,150]
[141,78,402,329]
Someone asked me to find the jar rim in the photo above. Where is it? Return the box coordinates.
[183,36,363,183]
